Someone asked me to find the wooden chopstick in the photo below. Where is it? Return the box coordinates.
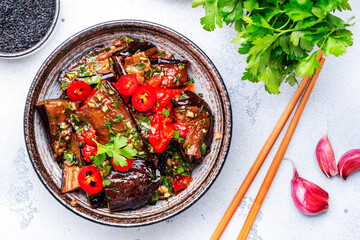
[210,50,323,240]
[238,57,326,240]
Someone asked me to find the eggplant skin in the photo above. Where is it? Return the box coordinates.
[105,159,159,212]
[149,57,188,65]
[87,189,107,209]
[114,37,158,57]
[172,91,214,162]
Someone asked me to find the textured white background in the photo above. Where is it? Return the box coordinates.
[1,0,360,239]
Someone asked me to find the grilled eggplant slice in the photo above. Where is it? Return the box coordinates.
[114,37,158,58]
[172,91,213,162]
[61,131,83,193]
[59,45,115,91]
[124,52,151,84]
[76,81,144,152]
[35,99,77,160]
[150,57,190,88]
[104,159,159,212]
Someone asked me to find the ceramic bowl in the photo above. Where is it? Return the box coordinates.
[0,0,60,59]
[24,20,232,227]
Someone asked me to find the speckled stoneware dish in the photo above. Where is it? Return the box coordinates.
[24,20,232,227]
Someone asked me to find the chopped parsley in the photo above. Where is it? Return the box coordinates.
[125,36,134,42]
[64,152,76,164]
[113,114,124,123]
[104,120,112,131]
[70,113,80,123]
[84,75,101,85]
[61,80,69,90]
[102,179,111,187]
[200,143,207,155]
[173,129,180,139]
[162,108,170,117]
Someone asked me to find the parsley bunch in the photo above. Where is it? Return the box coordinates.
[193,0,354,94]
[94,135,138,167]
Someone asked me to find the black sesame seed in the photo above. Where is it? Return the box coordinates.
[0,0,56,53]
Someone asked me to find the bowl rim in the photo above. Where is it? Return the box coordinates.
[24,19,232,227]
[0,0,60,59]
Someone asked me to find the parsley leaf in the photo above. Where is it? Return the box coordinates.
[94,135,138,168]
[193,0,354,94]
[84,75,101,85]
[193,0,223,31]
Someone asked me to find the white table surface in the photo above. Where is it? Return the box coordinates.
[1,0,360,239]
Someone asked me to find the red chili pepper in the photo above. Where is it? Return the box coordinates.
[119,93,130,103]
[148,112,174,153]
[114,74,139,95]
[153,87,183,107]
[66,81,92,102]
[171,122,188,137]
[82,145,97,163]
[111,157,134,172]
[172,175,191,190]
[142,75,163,88]
[131,86,156,112]
[152,103,173,120]
[78,166,103,194]
[75,133,85,145]
[81,126,97,146]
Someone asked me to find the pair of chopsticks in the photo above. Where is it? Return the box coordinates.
[212,51,325,240]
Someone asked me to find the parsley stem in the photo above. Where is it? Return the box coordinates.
[277,18,291,31]
[319,30,335,49]
[192,0,205,7]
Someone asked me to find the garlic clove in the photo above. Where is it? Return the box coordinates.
[315,130,338,177]
[291,164,329,215]
[338,149,360,180]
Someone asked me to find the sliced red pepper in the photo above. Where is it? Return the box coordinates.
[151,51,172,59]
[172,174,191,190]
[81,126,97,146]
[78,166,103,194]
[114,74,139,95]
[154,87,183,107]
[148,112,174,153]
[131,86,156,112]
[142,75,163,88]
[171,122,188,137]
[67,81,92,102]
[82,145,97,163]
[75,133,85,145]
[151,103,173,121]
[111,157,134,172]
[119,93,130,103]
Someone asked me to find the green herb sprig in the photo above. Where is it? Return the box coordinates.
[94,135,138,168]
[193,0,354,94]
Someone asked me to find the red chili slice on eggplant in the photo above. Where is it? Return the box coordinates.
[131,86,157,112]
[67,81,92,102]
[114,74,139,96]
[78,166,103,195]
